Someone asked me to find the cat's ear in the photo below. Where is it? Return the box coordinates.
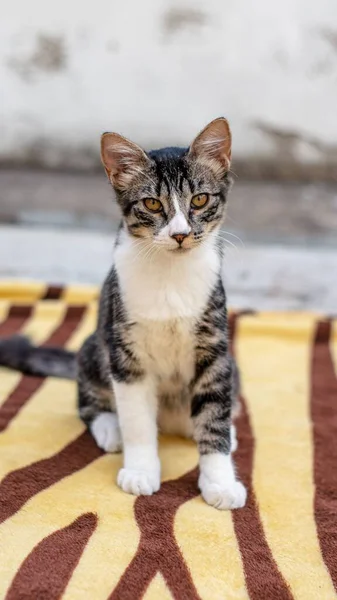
[189,118,232,173]
[101,132,150,189]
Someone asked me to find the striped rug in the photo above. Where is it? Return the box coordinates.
[0,282,336,600]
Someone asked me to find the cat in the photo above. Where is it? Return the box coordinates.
[0,118,246,510]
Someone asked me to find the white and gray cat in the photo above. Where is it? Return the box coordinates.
[0,118,246,510]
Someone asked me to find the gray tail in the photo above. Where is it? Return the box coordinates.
[0,335,77,380]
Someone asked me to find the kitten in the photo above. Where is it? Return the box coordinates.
[0,118,246,510]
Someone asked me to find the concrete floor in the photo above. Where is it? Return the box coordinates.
[1,225,336,312]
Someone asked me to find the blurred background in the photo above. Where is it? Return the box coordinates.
[1,0,336,310]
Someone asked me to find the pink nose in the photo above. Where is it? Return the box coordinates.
[171,233,188,245]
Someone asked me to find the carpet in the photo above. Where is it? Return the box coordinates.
[0,281,336,600]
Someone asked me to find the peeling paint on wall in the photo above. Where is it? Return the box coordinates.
[255,122,337,162]
[1,0,337,177]
[320,28,337,53]
[162,8,208,37]
[7,34,66,82]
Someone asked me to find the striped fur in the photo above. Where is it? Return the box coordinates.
[0,119,246,509]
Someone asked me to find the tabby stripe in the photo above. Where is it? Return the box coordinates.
[0,305,33,337]
[311,320,337,591]
[0,432,102,524]
[5,513,97,600]
[42,285,64,300]
[109,469,201,600]
[0,306,86,433]
[229,313,293,600]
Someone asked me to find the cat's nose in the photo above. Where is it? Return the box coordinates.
[171,233,188,245]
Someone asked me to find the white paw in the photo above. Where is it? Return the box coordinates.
[117,468,160,496]
[199,474,247,510]
[91,412,122,453]
[231,424,238,453]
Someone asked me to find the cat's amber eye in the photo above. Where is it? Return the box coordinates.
[191,193,209,209]
[143,198,163,213]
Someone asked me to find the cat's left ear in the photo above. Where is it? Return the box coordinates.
[189,117,232,173]
[101,132,150,190]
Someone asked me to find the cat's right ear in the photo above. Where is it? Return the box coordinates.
[101,133,150,190]
[189,117,232,175]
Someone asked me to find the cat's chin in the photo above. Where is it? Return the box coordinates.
[170,246,191,254]
[154,244,193,255]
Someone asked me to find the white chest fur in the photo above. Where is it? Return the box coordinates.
[114,232,220,322]
[130,317,195,382]
[113,232,221,437]
[114,232,220,388]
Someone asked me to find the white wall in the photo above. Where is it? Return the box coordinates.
[1,0,337,171]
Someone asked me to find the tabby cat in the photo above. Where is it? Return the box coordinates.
[0,118,246,510]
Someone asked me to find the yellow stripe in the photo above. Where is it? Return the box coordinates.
[0,369,22,409]
[236,313,336,600]
[161,438,247,600]
[174,497,249,600]
[143,574,173,600]
[0,303,86,477]
[0,301,10,322]
[331,320,337,373]
[0,433,203,599]
[175,500,248,600]
[66,438,199,598]
[0,282,99,304]
[0,281,46,303]
[62,285,98,305]
[0,302,66,409]
[0,378,83,480]
[0,303,20,408]
[0,371,22,409]
[22,301,67,345]
[0,454,138,600]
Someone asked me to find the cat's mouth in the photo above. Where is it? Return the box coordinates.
[171,246,191,254]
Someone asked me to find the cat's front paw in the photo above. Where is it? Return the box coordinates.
[117,468,160,496]
[91,412,122,453]
[199,474,246,510]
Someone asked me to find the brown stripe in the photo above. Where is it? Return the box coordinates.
[0,305,33,337]
[42,285,64,300]
[0,431,102,524]
[229,313,293,600]
[43,306,86,347]
[5,512,97,600]
[0,306,86,433]
[110,469,201,600]
[311,320,337,591]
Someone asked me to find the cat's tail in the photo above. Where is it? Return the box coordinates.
[0,336,77,380]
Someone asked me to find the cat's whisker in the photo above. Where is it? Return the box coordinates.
[221,230,245,249]
[128,240,155,265]
[219,237,239,252]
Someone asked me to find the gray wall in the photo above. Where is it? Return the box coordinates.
[1,0,337,177]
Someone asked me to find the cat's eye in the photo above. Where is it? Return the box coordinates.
[143,198,163,213]
[191,193,209,209]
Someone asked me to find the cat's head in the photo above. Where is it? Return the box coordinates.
[101,118,233,252]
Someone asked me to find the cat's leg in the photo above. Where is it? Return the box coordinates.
[191,356,246,510]
[230,424,238,453]
[230,355,240,453]
[77,334,122,453]
[113,376,160,496]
